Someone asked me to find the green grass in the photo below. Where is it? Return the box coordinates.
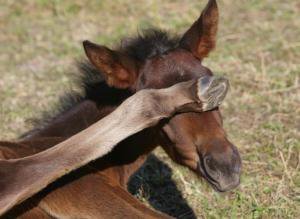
[0,0,299,218]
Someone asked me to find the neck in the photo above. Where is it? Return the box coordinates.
[22,98,160,186]
[98,127,160,186]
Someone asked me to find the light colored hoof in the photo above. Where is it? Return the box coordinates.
[197,76,229,111]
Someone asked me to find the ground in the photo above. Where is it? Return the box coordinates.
[0,0,299,218]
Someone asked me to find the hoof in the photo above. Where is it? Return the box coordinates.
[197,76,229,111]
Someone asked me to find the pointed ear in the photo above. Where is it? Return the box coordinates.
[180,0,219,60]
[83,40,138,89]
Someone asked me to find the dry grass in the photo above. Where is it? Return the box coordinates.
[0,0,299,218]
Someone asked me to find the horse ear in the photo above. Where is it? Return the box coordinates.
[180,0,219,60]
[83,40,138,89]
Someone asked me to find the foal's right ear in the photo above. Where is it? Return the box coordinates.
[180,0,219,60]
[83,40,138,89]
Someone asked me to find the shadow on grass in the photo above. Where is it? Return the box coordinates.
[128,154,196,219]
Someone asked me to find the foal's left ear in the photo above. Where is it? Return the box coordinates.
[83,40,138,89]
[180,0,219,60]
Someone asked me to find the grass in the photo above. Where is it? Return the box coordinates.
[0,0,299,218]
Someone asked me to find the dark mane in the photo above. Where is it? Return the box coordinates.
[22,29,180,137]
[119,29,180,61]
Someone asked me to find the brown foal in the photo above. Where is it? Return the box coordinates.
[0,76,229,217]
[0,0,241,218]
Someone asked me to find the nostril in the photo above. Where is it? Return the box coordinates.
[204,156,214,169]
[204,156,211,165]
[204,156,215,170]
[203,156,220,181]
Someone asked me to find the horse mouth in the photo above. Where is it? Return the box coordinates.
[197,161,225,192]
[197,158,241,192]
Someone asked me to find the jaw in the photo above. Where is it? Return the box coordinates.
[166,150,240,192]
[159,142,241,192]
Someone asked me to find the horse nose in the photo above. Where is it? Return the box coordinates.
[202,145,242,192]
[203,156,241,192]
[217,146,241,191]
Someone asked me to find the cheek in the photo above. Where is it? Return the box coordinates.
[163,113,205,145]
[162,124,176,142]
[174,145,200,170]
[161,123,199,170]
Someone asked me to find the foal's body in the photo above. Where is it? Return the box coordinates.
[1,77,228,217]
[1,100,171,219]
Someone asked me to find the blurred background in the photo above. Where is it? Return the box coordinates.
[0,0,299,218]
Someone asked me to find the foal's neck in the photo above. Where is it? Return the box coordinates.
[22,98,159,185]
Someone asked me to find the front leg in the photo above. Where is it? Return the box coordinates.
[151,75,229,115]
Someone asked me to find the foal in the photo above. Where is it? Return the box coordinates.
[0,0,241,218]
[0,76,228,216]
